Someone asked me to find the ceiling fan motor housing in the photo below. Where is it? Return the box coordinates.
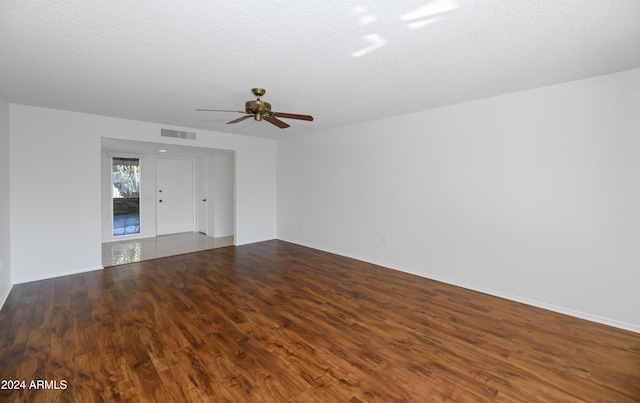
[246,100,271,120]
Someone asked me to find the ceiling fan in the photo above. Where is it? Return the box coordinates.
[197,88,313,129]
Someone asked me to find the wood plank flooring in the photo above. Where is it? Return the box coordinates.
[1,240,639,402]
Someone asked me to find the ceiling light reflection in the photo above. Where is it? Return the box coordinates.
[351,33,387,57]
[401,0,459,22]
[407,17,441,30]
[358,14,377,25]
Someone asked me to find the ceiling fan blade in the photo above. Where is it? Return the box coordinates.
[196,109,245,113]
[273,112,314,121]
[227,115,252,124]
[264,116,290,129]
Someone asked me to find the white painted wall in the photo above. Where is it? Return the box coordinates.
[213,151,235,237]
[0,93,12,308]
[9,105,102,283]
[10,105,276,283]
[277,68,640,332]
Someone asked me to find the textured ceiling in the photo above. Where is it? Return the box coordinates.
[1,1,639,140]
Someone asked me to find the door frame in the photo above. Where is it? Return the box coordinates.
[106,152,143,241]
[196,156,208,234]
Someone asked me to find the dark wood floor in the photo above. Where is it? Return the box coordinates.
[1,240,638,402]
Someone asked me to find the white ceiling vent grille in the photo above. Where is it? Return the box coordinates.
[161,128,196,140]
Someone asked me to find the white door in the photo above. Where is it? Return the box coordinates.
[156,158,195,235]
[196,157,207,234]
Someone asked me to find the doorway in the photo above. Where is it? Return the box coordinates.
[156,158,195,236]
[101,139,236,247]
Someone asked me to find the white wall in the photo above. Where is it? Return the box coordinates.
[10,105,276,283]
[9,105,102,283]
[0,93,12,307]
[213,151,235,237]
[277,68,640,332]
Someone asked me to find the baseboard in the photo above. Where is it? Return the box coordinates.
[0,282,13,312]
[13,265,104,285]
[397,267,640,334]
[277,238,640,334]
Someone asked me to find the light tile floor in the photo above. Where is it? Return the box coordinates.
[102,232,234,267]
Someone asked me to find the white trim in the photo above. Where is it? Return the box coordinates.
[107,152,143,158]
[13,265,104,285]
[277,237,640,334]
[0,282,13,311]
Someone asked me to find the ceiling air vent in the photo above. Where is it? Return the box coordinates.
[161,128,196,140]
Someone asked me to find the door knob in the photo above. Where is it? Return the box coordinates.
[202,199,207,202]
[159,199,163,203]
